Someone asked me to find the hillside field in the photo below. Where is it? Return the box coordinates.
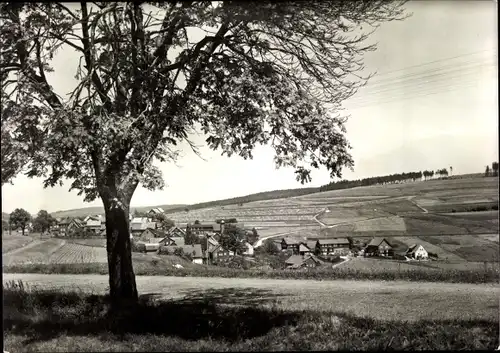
[3,176,499,270]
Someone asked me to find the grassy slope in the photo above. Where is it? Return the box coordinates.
[2,234,35,254]
[3,280,498,351]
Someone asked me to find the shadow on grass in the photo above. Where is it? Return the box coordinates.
[3,286,298,345]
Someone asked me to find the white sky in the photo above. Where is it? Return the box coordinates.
[2,1,498,214]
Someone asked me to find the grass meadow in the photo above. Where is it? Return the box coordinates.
[3,279,498,351]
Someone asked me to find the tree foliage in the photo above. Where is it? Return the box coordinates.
[263,239,279,255]
[220,223,247,255]
[9,208,32,235]
[32,209,57,233]
[184,225,200,245]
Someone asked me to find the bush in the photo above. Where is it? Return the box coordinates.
[428,252,438,259]
[157,246,171,255]
[132,241,146,253]
[263,240,280,255]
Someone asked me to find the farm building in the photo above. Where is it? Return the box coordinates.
[206,242,234,264]
[364,237,394,257]
[285,254,322,269]
[405,244,429,260]
[317,238,351,256]
[281,237,301,254]
[160,244,204,264]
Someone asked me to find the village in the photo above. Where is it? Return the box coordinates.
[40,207,435,270]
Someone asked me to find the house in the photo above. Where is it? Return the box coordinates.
[66,218,84,235]
[317,238,351,256]
[364,237,394,257]
[130,217,156,236]
[166,226,186,238]
[204,236,236,264]
[285,254,322,269]
[405,244,429,260]
[57,217,73,233]
[83,215,102,234]
[147,207,165,217]
[160,244,204,264]
[298,240,318,255]
[281,237,301,254]
[189,222,222,234]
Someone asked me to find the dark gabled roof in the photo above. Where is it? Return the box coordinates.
[406,244,425,254]
[317,238,350,245]
[366,237,392,248]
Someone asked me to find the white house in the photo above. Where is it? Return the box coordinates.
[405,244,429,260]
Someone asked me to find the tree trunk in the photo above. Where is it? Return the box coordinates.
[103,196,138,306]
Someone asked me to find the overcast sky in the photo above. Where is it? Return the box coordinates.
[2,1,498,214]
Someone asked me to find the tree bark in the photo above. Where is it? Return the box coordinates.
[102,194,138,306]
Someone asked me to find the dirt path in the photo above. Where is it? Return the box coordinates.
[3,274,498,322]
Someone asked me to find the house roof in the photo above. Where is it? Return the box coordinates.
[285,255,305,266]
[132,217,150,223]
[70,218,84,227]
[167,226,186,235]
[170,236,185,246]
[207,235,219,246]
[162,244,203,258]
[317,238,350,245]
[366,237,392,248]
[299,243,311,252]
[148,207,165,214]
[146,228,169,238]
[285,254,322,267]
[282,237,300,245]
[406,244,425,254]
[306,240,318,249]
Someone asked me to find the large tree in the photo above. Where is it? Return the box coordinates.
[9,208,32,235]
[32,209,57,233]
[0,1,407,304]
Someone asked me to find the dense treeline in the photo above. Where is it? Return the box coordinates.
[319,171,425,192]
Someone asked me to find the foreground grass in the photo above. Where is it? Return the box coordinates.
[3,255,499,283]
[3,280,498,351]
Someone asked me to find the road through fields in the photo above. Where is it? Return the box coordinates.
[3,273,498,322]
